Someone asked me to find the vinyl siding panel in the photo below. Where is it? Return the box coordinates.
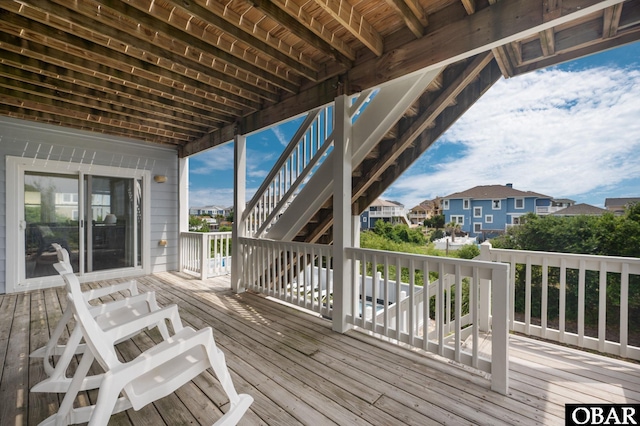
[0,116,180,293]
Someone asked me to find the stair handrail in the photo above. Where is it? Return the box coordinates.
[242,107,322,223]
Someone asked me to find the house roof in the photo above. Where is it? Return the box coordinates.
[0,1,638,156]
[443,185,552,200]
[604,198,640,207]
[552,203,608,216]
[370,199,404,208]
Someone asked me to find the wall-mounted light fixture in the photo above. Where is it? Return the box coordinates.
[154,175,167,183]
[158,239,168,247]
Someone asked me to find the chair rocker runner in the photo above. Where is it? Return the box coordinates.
[31,244,170,393]
[40,256,253,425]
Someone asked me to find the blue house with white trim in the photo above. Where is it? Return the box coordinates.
[442,184,558,238]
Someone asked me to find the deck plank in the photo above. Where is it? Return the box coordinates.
[2,271,640,426]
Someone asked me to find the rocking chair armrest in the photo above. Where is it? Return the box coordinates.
[82,280,139,302]
[87,292,159,317]
[112,327,210,378]
[104,304,183,342]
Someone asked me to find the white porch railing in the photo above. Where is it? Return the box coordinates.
[238,237,334,318]
[238,237,510,393]
[479,243,640,360]
[180,232,232,279]
[242,105,335,238]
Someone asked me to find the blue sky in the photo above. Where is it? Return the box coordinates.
[189,41,640,210]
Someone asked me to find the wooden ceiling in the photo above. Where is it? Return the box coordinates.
[1,0,639,157]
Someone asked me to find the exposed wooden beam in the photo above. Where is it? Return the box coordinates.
[543,0,562,21]
[0,38,241,120]
[461,0,476,15]
[0,10,264,111]
[385,0,425,38]
[539,28,556,56]
[0,92,192,142]
[402,0,429,26]
[603,4,623,38]
[164,0,318,81]
[0,63,212,134]
[182,0,629,156]
[247,0,354,66]
[349,0,625,88]
[314,0,384,56]
[351,53,495,201]
[87,0,299,93]
[491,45,515,77]
[358,60,502,210]
[25,0,281,102]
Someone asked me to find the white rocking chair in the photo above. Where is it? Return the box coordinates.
[40,257,253,426]
[31,244,170,393]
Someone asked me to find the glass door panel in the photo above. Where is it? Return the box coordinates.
[85,176,140,272]
[24,172,80,278]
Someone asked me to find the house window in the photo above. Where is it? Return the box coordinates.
[515,198,524,209]
[492,199,501,210]
[512,216,522,225]
[474,223,482,232]
[443,199,449,210]
[463,199,470,209]
[473,207,482,218]
[451,215,464,225]
[485,215,493,224]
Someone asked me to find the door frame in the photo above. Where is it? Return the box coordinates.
[6,156,151,293]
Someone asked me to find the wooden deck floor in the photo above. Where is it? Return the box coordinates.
[1,272,639,425]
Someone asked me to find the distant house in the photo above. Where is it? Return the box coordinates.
[551,203,607,216]
[361,199,409,230]
[407,198,441,225]
[189,205,229,217]
[441,184,554,238]
[604,198,640,215]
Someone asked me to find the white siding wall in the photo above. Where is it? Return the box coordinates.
[0,116,180,293]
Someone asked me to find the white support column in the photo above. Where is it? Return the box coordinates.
[232,134,247,294]
[491,263,510,395]
[332,94,353,333]
[478,242,492,332]
[178,157,189,273]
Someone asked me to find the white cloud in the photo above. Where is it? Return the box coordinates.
[387,66,640,209]
[188,186,258,208]
[190,144,234,174]
[271,126,288,146]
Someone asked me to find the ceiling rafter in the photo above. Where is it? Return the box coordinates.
[25,0,281,103]
[314,0,384,56]
[165,0,318,80]
[0,38,241,120]
[0,0,637,150]
[200,0,319,74]
[385,0,425,38]
[0,10,264,111]
[247,0,354,66]
[603,3,623,38]
[90,0,299,93]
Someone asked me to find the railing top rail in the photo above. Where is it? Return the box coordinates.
[346,246,509,272]
[484,244,640,265]
[242,108,323,222]
[181,231,233,236]
[239,236,332,253]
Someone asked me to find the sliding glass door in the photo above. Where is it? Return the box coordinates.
[8,156,150,292]
[85,176,142,273]
[24,172,80,278]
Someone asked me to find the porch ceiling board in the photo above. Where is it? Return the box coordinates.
[0,0,637,154]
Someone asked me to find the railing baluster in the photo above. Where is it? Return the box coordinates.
[598,261,607,353]
[525,255,532,335]
[578,260,586,347]
[541,257,548,337]
[621,262,629,358]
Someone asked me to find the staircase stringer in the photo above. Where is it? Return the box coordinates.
[265,68,444,242]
